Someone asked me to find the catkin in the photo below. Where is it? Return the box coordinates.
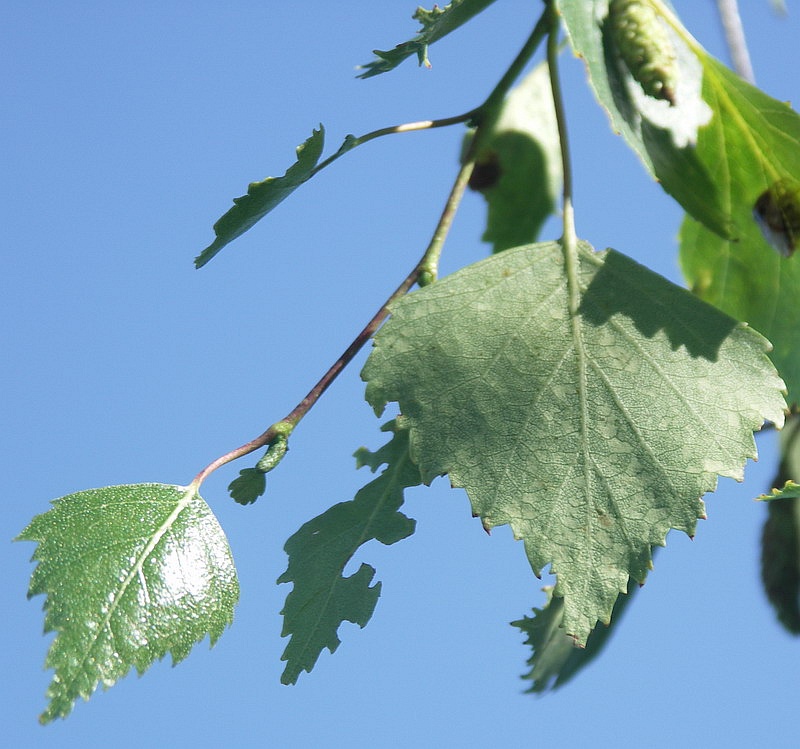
[608,0,678,105]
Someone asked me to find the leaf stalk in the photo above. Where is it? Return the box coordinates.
[545,1,578,282]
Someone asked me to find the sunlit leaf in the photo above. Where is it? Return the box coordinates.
[364,240,785,643]
[558,0,728,236]
[17,483,238,723]
[278,422,418,684]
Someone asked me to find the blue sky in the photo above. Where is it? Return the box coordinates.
[3,2,800,746]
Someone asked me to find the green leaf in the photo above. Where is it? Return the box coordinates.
[693,54,800,237]
[677,60,800,403]
[562,2,800,245]
[558,1,732,237]
[228,468,266,505]
[760,416,800,633]
[680,217,800,405]
[17,483,238,723]
[513,582,638,692]
[278,421,419,684]
[468,61,562,253]
[760,481,800,502]
[357,0,499,78]
[363,240,786,643]
[195,127,326,268]
[228,433,290,505]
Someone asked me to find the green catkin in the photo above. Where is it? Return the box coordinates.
[608,0,678,105]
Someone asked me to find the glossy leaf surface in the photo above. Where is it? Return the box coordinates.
[364,240,785,643]
[18,483,238,723]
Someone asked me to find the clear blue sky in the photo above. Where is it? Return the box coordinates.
[3,2,799,747]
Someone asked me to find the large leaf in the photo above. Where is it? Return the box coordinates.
[363,240,786,643]
[278,421,419,684]
[680,216,800,405]
[678,58,800,403]
[358,0,500,78]
[468,61,562,253]
[195,127,326,268]
[17,483,238,723]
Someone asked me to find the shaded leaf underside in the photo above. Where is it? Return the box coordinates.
[363,240,785,643]
[471,61,562,253]
[513,582,638,692]
[195,127,326,268]
[278,422,418,684]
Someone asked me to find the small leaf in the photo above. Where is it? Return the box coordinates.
[228,433,289,505]
[469,61,562,253]
[228,468,266,505]
[759,481,800,502]
[363,240,786,643]
[17,483,239,723]
[357,0,499,78]
[278,422,419,684]
[195,127,326,268]
[513,582,638,692]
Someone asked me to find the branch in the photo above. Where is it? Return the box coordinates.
[714,0,755,83]
[190,9,553,492]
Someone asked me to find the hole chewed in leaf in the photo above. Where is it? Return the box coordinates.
[754,178,800,258]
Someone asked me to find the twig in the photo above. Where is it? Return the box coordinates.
[190,9,553,492]
[714,0,755,83]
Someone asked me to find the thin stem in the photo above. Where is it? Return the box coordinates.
[418,155,477,284]
[190,8,553,492]
[545,2,577,268]
[191,151,479,491]
[714,0,755,83]
[475,9,551,129]
[189,270,411,489]
[309,111,480,181]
